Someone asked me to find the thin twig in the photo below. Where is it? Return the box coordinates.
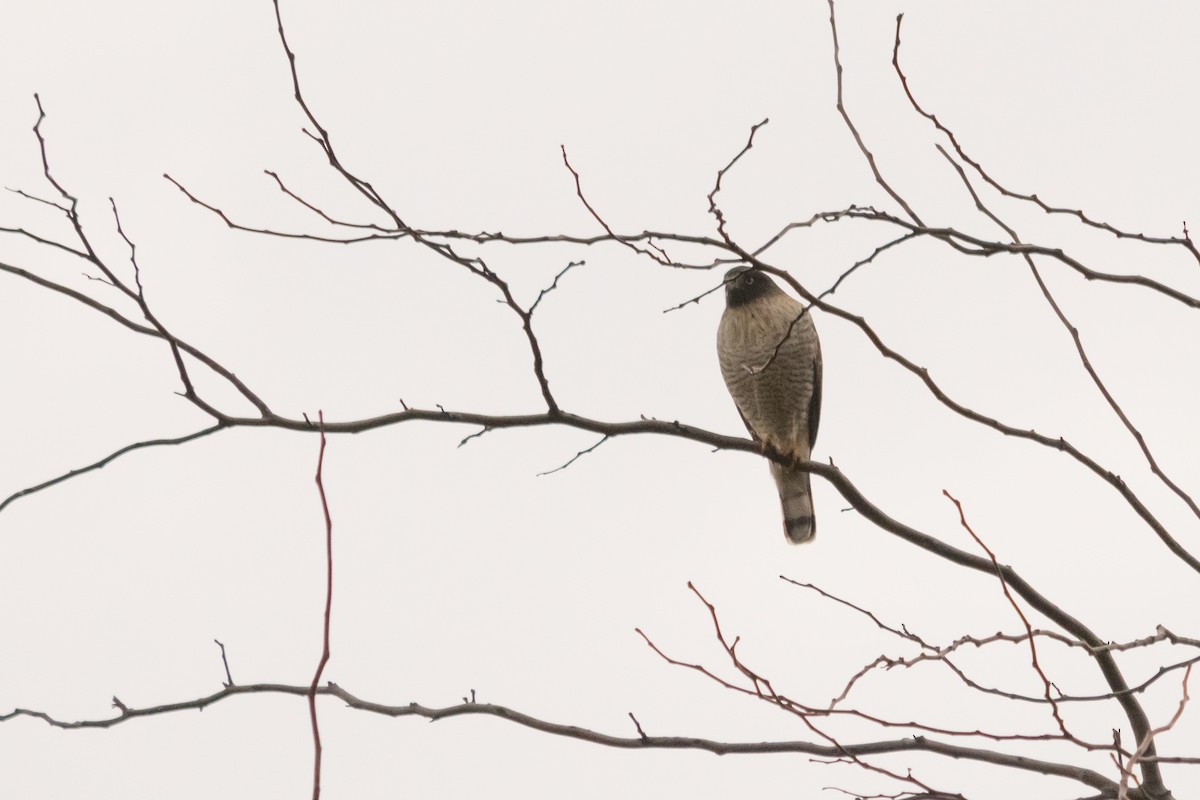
[827,1,923,226]
[0,425,228,516]
[943,490,1071,739]
[891,13,1200,268]
[707,118,769,244]
[213,640,234,687]
[537,435,610,476]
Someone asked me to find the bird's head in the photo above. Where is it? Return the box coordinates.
[723,266,780,308]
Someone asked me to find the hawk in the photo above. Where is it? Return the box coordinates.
[717,266,823,543]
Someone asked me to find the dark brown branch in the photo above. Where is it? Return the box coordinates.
[6,197,1179,778]
[271,0,396,224]
[0,224,90,259]
[944,491,1072,739]
[627,712,647,740]
[0,681,1123,794]
[1025,254,1200,523]
[707,118,770,244]
[891,13,1200,268]
[1118,665,1192,800]
[560,145,675,266]
[164,173,393,244]
[23,97,273,420]
[7,185,71,213]
[756,201,1200,310]
[108,198,207,412]
[264,169,392,232]
[0,260,272,418]
[827,1,924,226]
[782,577,1200,710]
[828,207,1200,309]
[213,640,234,688]
[966,655,1200,709]
[309,413,334,800]
[0,377,1165,754]
[0,424,228,516]
[529,260,583,313]
[750,259,1200,583]
[559,146,621,241]
[1022,253,1200,525]
[269,0,560,413]
[537,435,609,476]
[164,177,731,259]
[33,98,215,416]
[8,14,1189,798]
[924,144,1200,582]
[923,121,1200,532]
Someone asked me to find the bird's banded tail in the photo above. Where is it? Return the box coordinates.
[771,463,815,544]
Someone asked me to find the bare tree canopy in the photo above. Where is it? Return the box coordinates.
[1,2,1197,799]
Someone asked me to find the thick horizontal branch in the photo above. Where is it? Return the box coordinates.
[212,404,1162,732]
[0,381,1163,754]
[0,681,1121,795]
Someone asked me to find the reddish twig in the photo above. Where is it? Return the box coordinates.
[559,145,672,266]
[309,411,334,800]
[638,582,1081,797]
[943,491,1071,741]
[706,118,769,245]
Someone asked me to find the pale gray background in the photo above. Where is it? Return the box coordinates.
[1,2,1197,798]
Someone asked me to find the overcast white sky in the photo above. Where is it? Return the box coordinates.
[1,2,1198,798]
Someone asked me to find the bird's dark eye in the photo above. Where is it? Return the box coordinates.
[743,274,755,285]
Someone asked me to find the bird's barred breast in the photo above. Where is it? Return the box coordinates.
[718,296,819,456]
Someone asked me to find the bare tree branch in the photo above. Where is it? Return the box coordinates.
[0,425,228,517]
[213,640,234,688]
[4,5,1196,799]
[707,118,770,245]
[308,412,334,800]
[891,13,1200,268]
[1118,666,1192,800]
[827,0,924,226]
[944,491,1073,739]
[0,682,1126,797]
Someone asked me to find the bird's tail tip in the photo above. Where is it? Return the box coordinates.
[784,515,815,544]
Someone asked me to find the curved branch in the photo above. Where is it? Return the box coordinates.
[0,260,272,418]
[0,424,228,517]
[891,13,1200,268]
[747,259,1200,580]
[826,0,923,226]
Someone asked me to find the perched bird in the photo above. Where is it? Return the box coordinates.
[717,266,823,543]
